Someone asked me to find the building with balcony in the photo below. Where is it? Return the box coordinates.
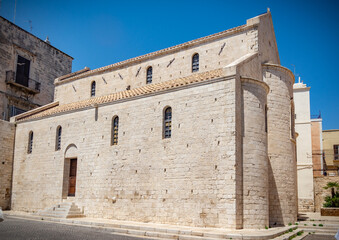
[0,16,73,121]
[0,16,72,210]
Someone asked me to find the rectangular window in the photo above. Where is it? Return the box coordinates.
[16,55,30,87]
[10,105,26,117]
[334,145,339,160]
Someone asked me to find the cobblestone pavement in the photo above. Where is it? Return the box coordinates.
[0,216,151,240]
[303,234,335,240]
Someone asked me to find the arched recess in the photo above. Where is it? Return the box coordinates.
[62,144,78,198]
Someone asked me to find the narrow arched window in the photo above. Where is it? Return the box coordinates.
[265,105,268,133]
[146,66,152,84]
[163,107,172,139]
[56,126,62,151]
[91,81,96,97]
[28,131,33,154]
[192,53,199,72]
[112,116,119,145]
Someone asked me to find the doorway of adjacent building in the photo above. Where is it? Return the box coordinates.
[68,158,77,196]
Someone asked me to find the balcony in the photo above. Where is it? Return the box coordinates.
[6,70,41,94]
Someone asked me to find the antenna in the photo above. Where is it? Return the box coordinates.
[13,0,17,23]
[28,20,32,32]
[291,64,296,76]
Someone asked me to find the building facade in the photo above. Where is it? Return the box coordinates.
[323,130,339,176]
[0,16,73,120]
[10,11,297,229]
[293,81,315,211]
[311,118,323,177]
[0,16,73,210]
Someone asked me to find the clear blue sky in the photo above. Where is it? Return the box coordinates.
[1,0,338,129]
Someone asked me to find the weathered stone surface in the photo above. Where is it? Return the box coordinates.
[0,16,72,120]
[321,208,339,216]
[9,11,297,230]
[314,176,339,212]
[0,120,15,210]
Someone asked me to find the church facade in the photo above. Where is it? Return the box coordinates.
[10,11,297,229]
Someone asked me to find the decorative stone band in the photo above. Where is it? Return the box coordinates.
[240,77,270,94]
[15,68,233,123]
[54,23,259,86]
[262,63,295,85]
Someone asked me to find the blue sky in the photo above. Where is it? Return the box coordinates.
[1,0,338,129]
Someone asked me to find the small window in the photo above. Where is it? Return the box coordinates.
[112,116,119,145]
[9,105,26,117]
[146,66,152,84]
[334,145,339,160]
[91,81,96,97]
[163,107,172,139]
[192,53,199,72]
[56,126,62,151]
[28,131,33,154]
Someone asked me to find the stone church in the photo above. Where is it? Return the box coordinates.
[9,11,297,229]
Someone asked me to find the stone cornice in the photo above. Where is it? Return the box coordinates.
[262,63,295,84]
[240,77,270,94]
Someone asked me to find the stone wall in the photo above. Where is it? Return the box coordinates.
[0,119,15,209]
[0,16,72,120]
[314,176,339,212]
[12,79,240,228]
[263,64,297,226]
[54,29,254,105]
[241,78,269,229]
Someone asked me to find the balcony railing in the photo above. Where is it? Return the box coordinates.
[6,70,41,94]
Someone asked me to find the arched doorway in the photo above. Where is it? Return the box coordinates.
[63,144,78,198]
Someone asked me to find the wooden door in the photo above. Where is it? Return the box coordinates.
[68,158,77,196]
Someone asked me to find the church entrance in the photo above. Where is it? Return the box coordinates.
[68,158,77,196]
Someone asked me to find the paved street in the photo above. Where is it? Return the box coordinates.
[0,216,150,240]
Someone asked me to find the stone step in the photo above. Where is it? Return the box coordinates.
[300,226,339,233]
[65,220,295,240]
[272,229,305,240]
[36,202,85,218]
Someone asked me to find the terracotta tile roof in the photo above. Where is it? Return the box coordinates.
[17,69,224,122]
[55,24,247,85]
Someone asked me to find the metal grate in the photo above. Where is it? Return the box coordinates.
[56,126,62,150]
[146,67,152,84]
[112,116,119,145]
[164,107,172,138]
[28,131,33,154]
[192,53,199,72]
[91,81,96,97]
